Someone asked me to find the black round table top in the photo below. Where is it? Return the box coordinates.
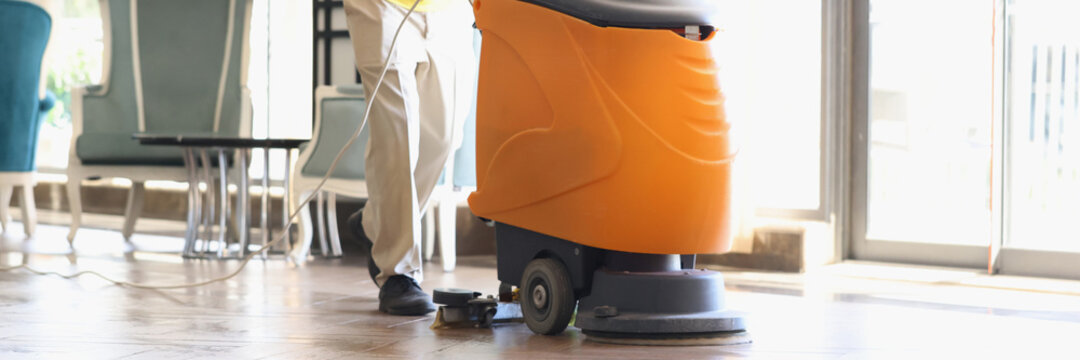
[133,133,309,148]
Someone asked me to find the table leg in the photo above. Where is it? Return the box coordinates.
[237,149,249,255]
[217,149,229,258]
[261,147,270,259]
[183,148,201,258]
[282,149,292,255]
[199,149,215,256]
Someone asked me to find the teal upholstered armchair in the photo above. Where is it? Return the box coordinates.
[67,0,252,244]
[289,85,371,262]
[0,0,54,237]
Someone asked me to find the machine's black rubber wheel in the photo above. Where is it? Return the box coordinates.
[520,258,575,335]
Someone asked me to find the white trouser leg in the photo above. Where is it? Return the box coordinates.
[346,0,425,287]
[413,2,476,213]
[417,5,477,273]
[357,63,424,287]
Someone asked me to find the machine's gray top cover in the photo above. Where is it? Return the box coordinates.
[520,0,722,29]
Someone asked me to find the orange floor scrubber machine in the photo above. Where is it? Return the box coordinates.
[465,0,748,345]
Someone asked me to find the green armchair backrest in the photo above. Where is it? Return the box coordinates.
[76,0,249,166]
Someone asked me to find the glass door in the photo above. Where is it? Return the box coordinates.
[851,0,1080,279]
[999,0,1080,277]
[851,0,998,268]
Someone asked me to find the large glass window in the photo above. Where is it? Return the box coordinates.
[37,0,104,171]
[1004,0,1080,253]
[864,0,995,246]
[853,0,1080,277]
[722,0,823,212]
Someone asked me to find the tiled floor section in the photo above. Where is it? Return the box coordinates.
[1,221,1079,359]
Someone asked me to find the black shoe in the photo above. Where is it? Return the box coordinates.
[378,275,436,315]
[347,210,380,283]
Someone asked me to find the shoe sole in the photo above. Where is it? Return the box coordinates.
[379,302,436,316]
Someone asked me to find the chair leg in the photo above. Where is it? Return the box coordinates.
[289,190,314,265]
[437,195,457,272]
[122,181,146,241]
[315,191,330,257]
[423,211,435,261]
[327,193,343,257]
[19,185,36,237]
[66,179,82,245]
[0,185,12,233]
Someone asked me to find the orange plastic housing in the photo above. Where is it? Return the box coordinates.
[468,0,736,254]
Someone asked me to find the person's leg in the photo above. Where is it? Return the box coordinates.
[344,0,433,315]
[412,1,477,216]
[344,0,426,68]
[356,64,424,286]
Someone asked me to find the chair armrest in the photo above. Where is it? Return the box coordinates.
[38,90,56,112]
[334,84,365,96]
[316,85,365,100]
[298,86,370,180]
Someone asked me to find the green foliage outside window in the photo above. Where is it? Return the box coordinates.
[45,48,95,128]
[43,0,101,129]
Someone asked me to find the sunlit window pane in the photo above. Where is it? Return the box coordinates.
[1005,0,1080,252]
[865,0,994,245]
[36,0,104,171]
[722,0,822,211]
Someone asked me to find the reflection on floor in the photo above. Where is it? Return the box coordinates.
[1,221,1079,359]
